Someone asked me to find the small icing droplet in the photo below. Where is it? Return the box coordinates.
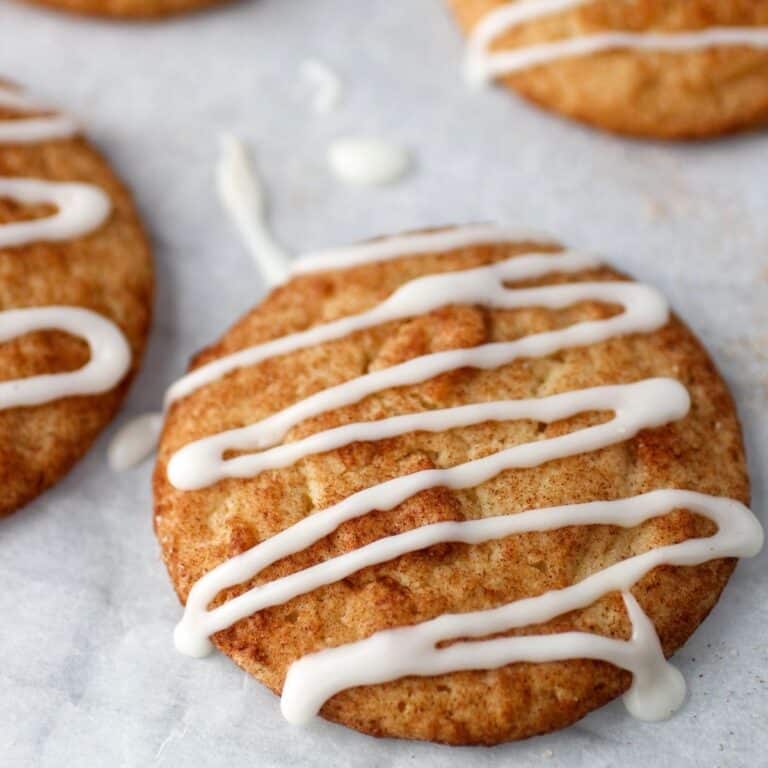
[301,59,343,114]
[108,412,164,472]
[217,133,291,286]
[327,138,411,187]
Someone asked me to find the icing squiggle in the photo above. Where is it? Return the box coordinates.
[0,86,78,144]
[173,378,691,656]
[167,255,669,490]
[0,90,131,412]
[162,226,763,725]
[280,492,760,724]
[464,0,768,86]
[0,178,110,249]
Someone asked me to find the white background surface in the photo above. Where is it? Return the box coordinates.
[0,1,766,765]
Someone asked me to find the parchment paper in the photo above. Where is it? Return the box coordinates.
[0,1,766,765]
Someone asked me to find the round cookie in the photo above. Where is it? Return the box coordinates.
[0,82,152,516]
[154,230,756,744]
[449,0,768,139]
[22,0,228,19]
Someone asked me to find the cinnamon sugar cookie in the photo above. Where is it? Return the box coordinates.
[449,0,768,139]
[0,82,152,516]
[154,227,761,745]
[23,0,228,19]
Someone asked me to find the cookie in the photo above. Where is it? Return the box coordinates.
[23,0,227,19]
[154,226,761,745]
[0,81,152,516]
[449,0,768,139]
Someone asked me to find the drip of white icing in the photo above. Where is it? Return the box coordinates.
[0,86,78,144]
[284,590,687,724]
[217,134,291,287]
[465,0,768,85]
[107,411,164,471]
[167,254,668,489]
[292,223,555,275]
[173,378,690,655]
[0,306,131,406]
[0,178,111,249]
[301,59,343,114]
[327,137,411,187]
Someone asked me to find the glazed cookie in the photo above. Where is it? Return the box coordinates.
[0,82,152,516]
[449,0,768,139]
[154,226,761,745]
[23,0,227,19]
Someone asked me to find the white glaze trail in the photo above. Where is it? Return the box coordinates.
[464,0,768,86]
[301,59,343,114]
[217,134,291,287]
[173,378,690,655]
[0,90,131,412]
[112,227,558,469]
[291,223,555,274]
[0,178,111,249]
[0,306,131,407]
[167,252,668,489]
[327,137,411,187]
[163,248,639,412]
[0,86,78,144]
[280,491,762,724]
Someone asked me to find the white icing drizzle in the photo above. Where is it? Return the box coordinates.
[291,223,555,275]
[327,137,411,187]
[0,90,131,413]
[0,306,130,406]
[165,246,591,410]
[108,411,164,472]
[277,492,763,724]
[464,0,768,86]
[280,491,763,723]
[167,252,667,489]
[173,378,690,655]
[163,228,763,724]
[0,178,110,249]
[301,59,343,114]
[0,86,78,144]
[217,133,291,287]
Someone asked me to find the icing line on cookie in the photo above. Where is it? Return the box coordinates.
[0,86,79,144]
[280,492,760,724]
[291,223,556,274]
[111,228,560,470]
[173,378,690,650]
[464,0,768,85]
[0,96,131,410]
[0,306,131,407]
[217,134,291,287]
[164,248,613,410]
[0,178,111,249]
[167,252,667,489]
